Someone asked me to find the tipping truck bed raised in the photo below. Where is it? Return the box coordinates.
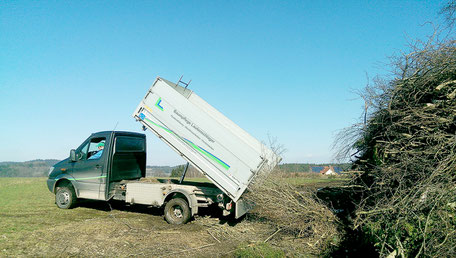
[132,77,280,202]
[47,77,281,224]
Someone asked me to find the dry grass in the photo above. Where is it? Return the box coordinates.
[0,178,245,257]
[1,177,344,257]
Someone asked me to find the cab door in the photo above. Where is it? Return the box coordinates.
[71,137,107,200]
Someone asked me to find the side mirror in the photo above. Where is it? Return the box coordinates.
[70,149,77,162]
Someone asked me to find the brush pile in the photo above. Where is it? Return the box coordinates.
[244,170,341,255]
[342,39,456,256]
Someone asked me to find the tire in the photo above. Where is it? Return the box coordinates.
[164,198,191,224]
[55,185,77,209]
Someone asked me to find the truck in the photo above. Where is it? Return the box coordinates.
[47,77,281,224]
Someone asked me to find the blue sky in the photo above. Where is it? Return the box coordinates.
[0,1,446,165]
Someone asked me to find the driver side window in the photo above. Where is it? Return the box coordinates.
[77,137,106,160]
[87,138,106,160]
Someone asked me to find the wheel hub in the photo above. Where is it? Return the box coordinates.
[173,206,183,218]
[58,191,70,205]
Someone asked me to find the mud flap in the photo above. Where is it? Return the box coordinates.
[235,198,254,219]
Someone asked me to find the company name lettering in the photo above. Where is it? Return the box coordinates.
[173,109,215,143]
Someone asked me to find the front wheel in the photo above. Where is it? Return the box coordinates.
[55,185,77,209]
[164,198,191,224]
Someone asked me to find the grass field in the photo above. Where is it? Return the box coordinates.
[284,176,349,189]
[0,176,346,256]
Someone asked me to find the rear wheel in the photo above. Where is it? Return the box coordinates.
[55,185,77,209]
[164,198,191,224]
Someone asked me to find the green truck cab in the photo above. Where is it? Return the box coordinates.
[47,131,146,208]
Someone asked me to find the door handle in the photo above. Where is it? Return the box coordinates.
[95,165,101,169]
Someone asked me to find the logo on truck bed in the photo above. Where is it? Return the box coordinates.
[155,97,164,111]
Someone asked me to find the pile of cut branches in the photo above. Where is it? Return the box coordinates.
[338,37,456,256]
[243,170,341,255]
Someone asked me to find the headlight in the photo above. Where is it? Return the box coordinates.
[48,167,54,176]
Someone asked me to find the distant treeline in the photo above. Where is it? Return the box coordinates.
[0,160,351,177]
[146,166,174,177]
[170,163,352,175]
[0,159,60,177]
[0,159,177,178]
[279,163,351,173]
